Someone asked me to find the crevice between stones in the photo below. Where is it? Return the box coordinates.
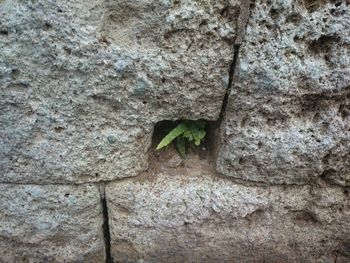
[219,0,251,122]
[213,0,252,165]
[99,184,112,263]
[2,178,348,189]
[218,43,241,122]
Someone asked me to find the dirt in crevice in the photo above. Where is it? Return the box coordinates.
[144,120,218,180]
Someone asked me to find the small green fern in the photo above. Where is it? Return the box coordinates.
[156,120,207,157]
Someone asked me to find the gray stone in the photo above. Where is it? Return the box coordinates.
[0,183,105,262]
[106,172,350,262]
[217,0,350,185]
[1,0,350,261]
[0,0,239,183]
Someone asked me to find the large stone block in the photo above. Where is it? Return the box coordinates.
[0,184,105,262]
[217,0,350,185]
[106,172,350,262]
[0,0,238,183]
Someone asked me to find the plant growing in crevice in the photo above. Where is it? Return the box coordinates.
[156,120,207,157]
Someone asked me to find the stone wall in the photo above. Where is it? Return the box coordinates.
[0,0,349,262]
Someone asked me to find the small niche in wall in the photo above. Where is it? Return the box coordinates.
[148,119,219,174]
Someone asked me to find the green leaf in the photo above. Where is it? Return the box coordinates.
[183,129,194,141]
[176,136,186,158]
[194,129,206,146]
[155,120,207,157]
[187,123,198,143]
[156,123,187,150]
[187,121,206,146]
[198,129,206,139]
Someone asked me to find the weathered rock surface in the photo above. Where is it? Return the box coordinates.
[217,0,350,185]
[106,172,350,262]
[0,0,237,183]
[1,0,350,262]
[0,184,105,262]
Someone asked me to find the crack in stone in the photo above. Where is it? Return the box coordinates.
[99,184,112,263]
[219,43,241,121]
[219,0,251,122]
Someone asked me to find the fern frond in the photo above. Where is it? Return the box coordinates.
[186,121,206,146]
[193,129,206,146]
[155,120,207,156]
[156,123,187,150]
[183,129,194,141]
[188,122,199,144]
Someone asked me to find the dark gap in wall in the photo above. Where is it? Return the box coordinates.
[149,120,218,173]
[151,120,217,155]
[218,44,241,122]
[99,186,112,263]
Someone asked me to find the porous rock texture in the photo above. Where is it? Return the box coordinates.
[107,172,350,262]
[0,184,105,262]
[0,0,237,184]
[217,0,350,185]
[1,0,350,262]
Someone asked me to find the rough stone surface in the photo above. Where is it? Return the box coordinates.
[0,183,105,262]
[106,172,350,262]
[1,0,350,262]
[0,0,237,183]
[218,0,350,185]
